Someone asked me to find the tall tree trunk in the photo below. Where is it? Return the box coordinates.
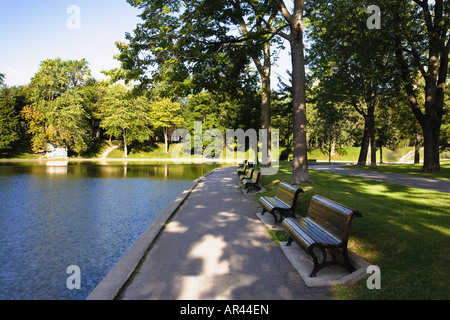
[290,1,309,184]
[379,146,383,164]
[164,127,169,154]
[290,36,309,183]
[271,0,308,182]
[369,126,377,169]
[250,42,272,167]
[123,128,128,157]
[414,131,421,164]
[235,4,273,166]
[368,99,378,169]
[260,42,272,166]
[358,123,369,166]
[422,124,441,171]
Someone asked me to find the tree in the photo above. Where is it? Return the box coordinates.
[268,0,310,183]
[392,0,449,172]
[23,58,93,154]
[150,97,184,153]
[0,73,5,87]
[44,88,90,154]
[0,87,20,150]
[80,78,104,140]
[21,103,47,152]
[306,1,401,169]
[112,0,310,182]
[100,85,153,157]
[31,58,91,102]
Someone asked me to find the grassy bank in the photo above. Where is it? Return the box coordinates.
[4,143,450,164]
[255,162,450,300]
[349,162,450,181]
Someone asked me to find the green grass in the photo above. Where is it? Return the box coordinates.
[255,163,450,300]
[107,142,178,159]
[349,162,450,181]
[305,146,415,162]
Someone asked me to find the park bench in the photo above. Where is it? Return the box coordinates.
[238,159,248,167]
[282,195,362,277]
[237,162,251,178]
[239,168,254,182]
[242,169,261,192]
[258,181,304,227]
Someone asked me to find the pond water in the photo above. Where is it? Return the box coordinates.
[0,161,219,300]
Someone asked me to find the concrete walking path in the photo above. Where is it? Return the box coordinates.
[88,166,330,300]
[310,165,450,193]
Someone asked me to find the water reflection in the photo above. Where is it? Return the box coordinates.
[0,161,220,180]
[0,161,221,300]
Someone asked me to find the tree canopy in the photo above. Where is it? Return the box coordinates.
[1,1,449,173]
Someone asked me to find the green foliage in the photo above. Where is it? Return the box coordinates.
[44,88,91,154]
[21,58,94,154]
[31,58,91,102]
[0,87,20,150]
[100,84,153,156]
[150,97,184,153]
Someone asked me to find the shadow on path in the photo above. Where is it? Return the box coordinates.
[117,167,330,300]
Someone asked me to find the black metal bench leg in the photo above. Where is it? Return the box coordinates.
[309,250,320,278]
[341,247,355,273]
[271,209,283,228]
[286,237,294,246]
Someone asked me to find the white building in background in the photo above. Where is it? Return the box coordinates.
[46,143,68,159]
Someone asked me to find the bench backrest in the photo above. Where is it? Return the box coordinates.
[307,195,362,242]
[275,182,303,208]
[251,169,260,182]
[245,168,254,177]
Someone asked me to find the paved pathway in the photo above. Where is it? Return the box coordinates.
[115,166,329,300]
[310,165,450,193]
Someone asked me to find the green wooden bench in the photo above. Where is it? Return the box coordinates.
[242,169,260,192]
[258,182,304,227]
[239,168,254,182]
[282,195,362,277]
[237,162,251,178]
[238,159,248,167]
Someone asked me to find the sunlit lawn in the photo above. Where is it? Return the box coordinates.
[349,162,450,181]
[256,163,450,300]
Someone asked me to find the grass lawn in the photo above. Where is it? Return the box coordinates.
[255,162,450,300]
[348,162,450,181]
[107,142,178,159]
[306,146,414,162]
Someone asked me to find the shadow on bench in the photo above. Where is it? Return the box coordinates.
[282,195,362,277]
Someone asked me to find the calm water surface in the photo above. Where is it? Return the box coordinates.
[0,161,219,300]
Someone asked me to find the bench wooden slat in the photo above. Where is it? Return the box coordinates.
[308,195,357,241]
[259,197,290,210]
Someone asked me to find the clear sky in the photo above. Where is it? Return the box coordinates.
[0,0,142,86]
[0,0,291,88]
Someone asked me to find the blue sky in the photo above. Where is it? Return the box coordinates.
[0,0,142,86]
[0,0,291,88]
